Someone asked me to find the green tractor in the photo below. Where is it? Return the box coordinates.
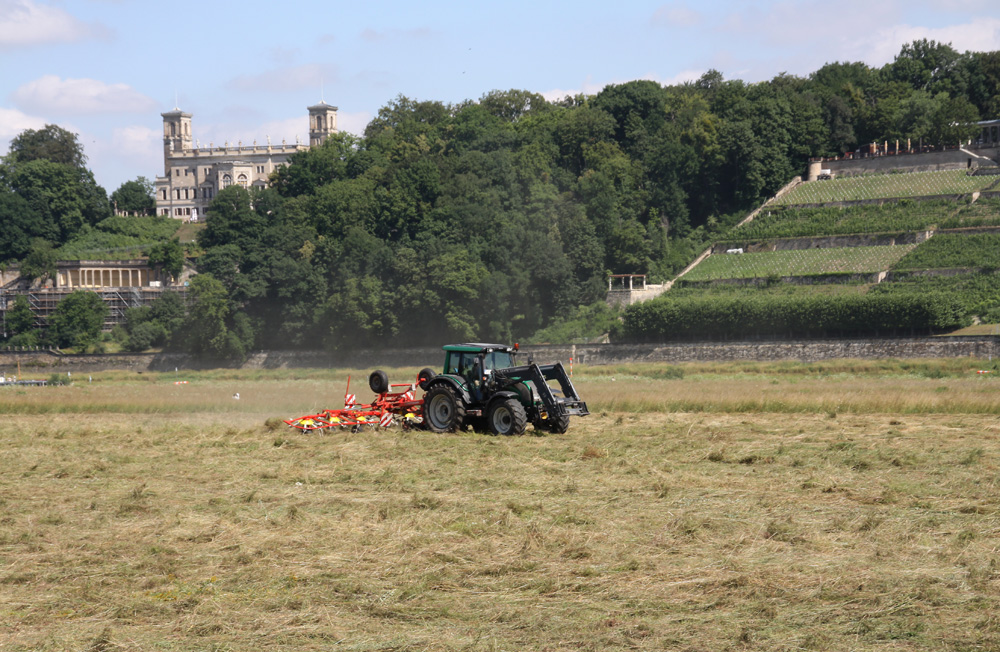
[411,343,588,435]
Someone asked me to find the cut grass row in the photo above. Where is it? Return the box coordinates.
[4,359,1000,416]
[1,365,999,650]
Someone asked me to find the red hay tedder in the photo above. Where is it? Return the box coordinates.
[284,371,426,433]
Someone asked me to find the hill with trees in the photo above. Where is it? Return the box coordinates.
[3,39,1000,354]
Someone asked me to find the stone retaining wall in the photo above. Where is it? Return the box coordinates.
[2,337,997,373]
[714,230,931,253]
[822,149,994,176]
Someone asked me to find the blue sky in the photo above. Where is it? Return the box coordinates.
[2,0,999,193]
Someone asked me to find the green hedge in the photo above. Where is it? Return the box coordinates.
[871,271,1000,319]
[620,293,969,342]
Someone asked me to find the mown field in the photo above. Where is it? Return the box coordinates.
[3,361,1000,651]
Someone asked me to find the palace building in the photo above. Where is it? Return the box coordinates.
[154,102,338,219]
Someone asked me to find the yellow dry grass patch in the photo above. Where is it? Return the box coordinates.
[1,364,999,650]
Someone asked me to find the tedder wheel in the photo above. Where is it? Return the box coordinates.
[417,367,437,391]
[544,414,570,434]
[369,370,389,394]
[487,398,528,436]
[423,384,466,432]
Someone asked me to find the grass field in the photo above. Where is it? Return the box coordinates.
[682,246,915,282]
[773,170,996,206]
[3,362,1000,651]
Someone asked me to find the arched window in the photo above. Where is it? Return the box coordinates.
[237,174,248,188]
[170,123,176,137]
[222,174,232,188]
[317,115,325,131]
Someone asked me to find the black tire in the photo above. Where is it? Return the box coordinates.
[417,367,436,391]
[545,414,570,434]
[423,384,466,432]
[369,370,389,394]
[487,398,528,436]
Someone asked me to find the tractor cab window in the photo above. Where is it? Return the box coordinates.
[483,351,513,371]
[448,353,477,378]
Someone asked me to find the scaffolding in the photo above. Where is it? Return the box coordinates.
[0,287,187,335]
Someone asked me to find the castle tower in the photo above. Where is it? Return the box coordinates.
[161,109,192,172]
[308,102,338,147]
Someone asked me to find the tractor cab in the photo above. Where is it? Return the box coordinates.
[442,343,517,401]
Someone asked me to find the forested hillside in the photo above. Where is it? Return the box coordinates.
[170,41,997,355]
[4,40,1000,354]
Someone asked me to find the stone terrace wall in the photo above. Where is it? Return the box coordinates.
[536,337,999,365]
[2,337,997,373]
[714,231,932,253]
[823,149,988,176]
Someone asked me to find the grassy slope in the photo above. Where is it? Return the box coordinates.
[2,364,1000,651]
[56,216,182,261]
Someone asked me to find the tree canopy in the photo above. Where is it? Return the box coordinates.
[174,41,1000,353]
[4,40,1000,354]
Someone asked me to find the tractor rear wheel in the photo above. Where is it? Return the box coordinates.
[488,398,528,436]
[424,384,465,432]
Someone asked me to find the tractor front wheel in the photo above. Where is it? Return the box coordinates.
[544,414,570,434]
[488,398,527,436]
[424,385,465,432]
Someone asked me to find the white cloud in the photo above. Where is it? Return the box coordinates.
[541,76,606,102]
[111,125,160,161]
[0,0,109,48]
[0,107,47,151]
[654,69,705,86]
[194,116,306,150]
[335,111,372,136]
[539,69,705,103]
[845,18,1000,67]
[83,125,164,189]
[360,27,435,42]
[12,75,156,114]
[227,63,339,94]
[651,3,702,28]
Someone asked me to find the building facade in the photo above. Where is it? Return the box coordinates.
[154,102,338,219]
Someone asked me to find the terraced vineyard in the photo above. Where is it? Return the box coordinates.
[682,245,915,282]
[728,200,955,240]
[657,171,1000,336]
[773,169,997,206]
[892,233,1000,270]
[871,271,1000,321]
[939,195,1000,228]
